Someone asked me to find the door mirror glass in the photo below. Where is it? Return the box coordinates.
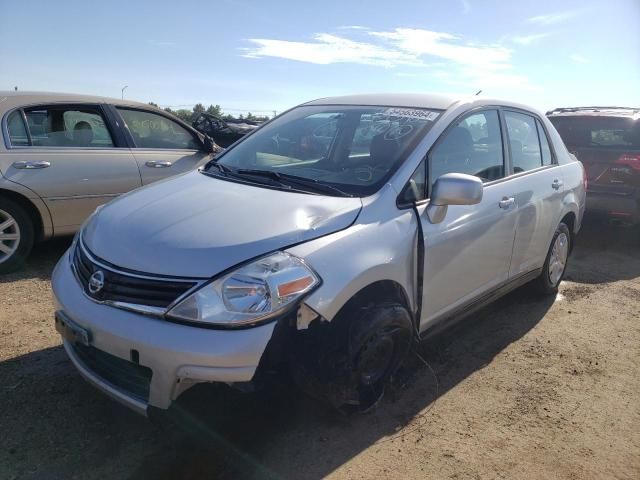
[426,173,483,223]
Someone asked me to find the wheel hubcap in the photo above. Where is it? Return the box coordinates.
[548,232,569,286]
[0,209,20,264]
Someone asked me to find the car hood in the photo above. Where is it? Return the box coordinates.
[83,172,362,278]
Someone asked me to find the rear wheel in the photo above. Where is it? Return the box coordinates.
[533,222,571,294]
[0,198,34,274]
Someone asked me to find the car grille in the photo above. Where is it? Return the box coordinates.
[71,343,152,402]
[72,240,198,309]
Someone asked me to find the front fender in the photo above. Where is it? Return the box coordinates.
[287,199,417,322]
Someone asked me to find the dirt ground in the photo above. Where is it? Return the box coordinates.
[1,219,639,480]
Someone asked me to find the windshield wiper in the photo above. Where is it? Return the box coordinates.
[207,161,233,175]
[236,169,353,197]
[236,168,283,181]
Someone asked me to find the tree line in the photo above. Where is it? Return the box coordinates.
[148,102,270,124]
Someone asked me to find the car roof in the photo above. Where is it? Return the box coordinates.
[301,93,546,117]
[303,93,460,110]
[546,106,640,118]
[0,91,151,111]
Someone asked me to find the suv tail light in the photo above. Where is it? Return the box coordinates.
[616,153,640,172]
[581,162,588,191]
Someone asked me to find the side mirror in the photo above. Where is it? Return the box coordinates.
[426,173,483,224]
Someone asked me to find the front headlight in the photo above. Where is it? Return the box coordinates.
[166,252,320,327]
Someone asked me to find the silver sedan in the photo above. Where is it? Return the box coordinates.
[52,93,586,414]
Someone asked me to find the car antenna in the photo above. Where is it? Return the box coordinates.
[475,90,482,96]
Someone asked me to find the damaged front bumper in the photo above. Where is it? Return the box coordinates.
[52,251,280,415]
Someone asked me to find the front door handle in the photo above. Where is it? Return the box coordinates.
[145,161,172,168]
[13,160,51,169]
[499,197,515,209]
[552,179,563,190]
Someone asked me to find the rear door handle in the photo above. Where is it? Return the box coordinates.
[552,179,563,190]
[499,197,515,209]
[13,160,51,169]
[145,161,172,168]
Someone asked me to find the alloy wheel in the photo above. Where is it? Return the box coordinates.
[548,232,569,286]
[0,209,21,265]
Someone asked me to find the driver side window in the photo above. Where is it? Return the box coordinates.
[429,110,505,188]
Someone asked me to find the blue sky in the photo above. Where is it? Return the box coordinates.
[1,0,638,116]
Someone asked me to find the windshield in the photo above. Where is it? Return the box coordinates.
[208,105,441,196]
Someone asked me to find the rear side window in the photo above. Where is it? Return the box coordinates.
[117,108,200,150]
[504,111,543,173]
[536,119,553,166]
[549,116,640,149]
[20,106,114,147]
[429,109,505,184]
[6,111,29,146]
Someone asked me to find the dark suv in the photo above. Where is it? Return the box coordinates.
[548,107,640,224]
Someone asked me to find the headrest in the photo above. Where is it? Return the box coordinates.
[369,133,399,165]
[440,126,473,151]
[73,121,94,146]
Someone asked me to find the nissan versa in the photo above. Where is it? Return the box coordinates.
[52,93,586,415]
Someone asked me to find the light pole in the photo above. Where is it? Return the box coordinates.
[121,85,128,100]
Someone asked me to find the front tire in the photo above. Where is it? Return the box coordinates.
[344,304,413,413]
[533,222,571,294]
[0,198,34,274]
[292,302,414,414]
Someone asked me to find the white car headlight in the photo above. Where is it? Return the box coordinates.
[166,252,320,327]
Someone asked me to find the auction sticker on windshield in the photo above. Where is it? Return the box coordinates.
[384,108,440,121]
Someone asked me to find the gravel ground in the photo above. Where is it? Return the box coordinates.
[1,220,639,480]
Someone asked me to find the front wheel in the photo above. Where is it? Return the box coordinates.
[345,305,413,412]
[533,222,571,294]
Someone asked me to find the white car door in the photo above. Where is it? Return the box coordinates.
[2,105,141,234]
[502,111,564,277]
[115,107,211,185]
[419,109,518,330]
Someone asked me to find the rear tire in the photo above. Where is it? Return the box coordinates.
[533,222,571,295]
[0,198,34,274]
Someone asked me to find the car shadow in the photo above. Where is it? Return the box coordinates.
[0,237,72,283]
[567,217,640,284]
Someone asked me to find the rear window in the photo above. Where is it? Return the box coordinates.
[549,116,640,149]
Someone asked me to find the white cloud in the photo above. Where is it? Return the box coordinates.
[570,54,589,64]
[511,33,551,45]
[369,28,511,68]
[461,0,471,14]
[243,33,422,67]
[527,10,581,25]
[243,27,537,91]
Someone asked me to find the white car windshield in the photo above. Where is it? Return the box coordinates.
[209,105,441,196]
